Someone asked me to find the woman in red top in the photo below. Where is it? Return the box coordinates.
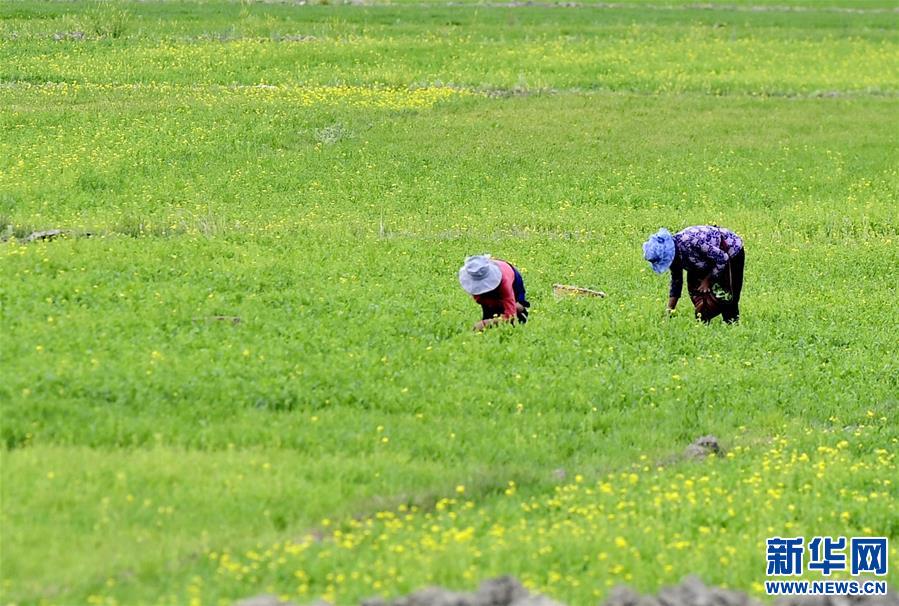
[458,255,530,331]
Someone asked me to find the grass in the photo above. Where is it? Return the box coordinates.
[1,1,897,605]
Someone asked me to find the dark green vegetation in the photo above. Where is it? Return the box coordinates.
[1,1,897,604]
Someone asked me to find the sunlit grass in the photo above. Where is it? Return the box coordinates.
[1,1,897,604]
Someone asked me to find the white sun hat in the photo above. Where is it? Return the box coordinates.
[458,255,502,295]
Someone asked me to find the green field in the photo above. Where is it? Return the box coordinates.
[1,1,897,605]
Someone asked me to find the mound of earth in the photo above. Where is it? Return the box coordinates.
[236,576,899,606]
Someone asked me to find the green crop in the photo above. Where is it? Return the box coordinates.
[1,1,896,605]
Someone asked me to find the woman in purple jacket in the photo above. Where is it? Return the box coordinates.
[643,225,745,323]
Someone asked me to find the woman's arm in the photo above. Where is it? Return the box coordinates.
[704,244,729,284]
[669,260,684,301]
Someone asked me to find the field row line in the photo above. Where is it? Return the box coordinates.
[1,80,898,101]
[264,0,899,15]
[439,1,899,14]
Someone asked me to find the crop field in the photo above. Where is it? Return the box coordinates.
[1,0,897,605]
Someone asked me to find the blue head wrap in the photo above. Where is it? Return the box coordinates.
[642,228,676,273]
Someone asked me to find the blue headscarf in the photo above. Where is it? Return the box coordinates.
[642,228,676,273]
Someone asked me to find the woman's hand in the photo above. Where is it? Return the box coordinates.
[666,297,679,317]
[697,277,713,293]
[473,316,511,332]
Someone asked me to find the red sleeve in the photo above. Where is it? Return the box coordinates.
[495,261,518,319]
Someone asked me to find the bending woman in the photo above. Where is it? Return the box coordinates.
[642,225,745,323]
[458,255,530,331]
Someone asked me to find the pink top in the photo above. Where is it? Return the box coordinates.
[472,260,518,319]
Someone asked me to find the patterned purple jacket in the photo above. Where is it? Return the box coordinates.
[669,226,744,298]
